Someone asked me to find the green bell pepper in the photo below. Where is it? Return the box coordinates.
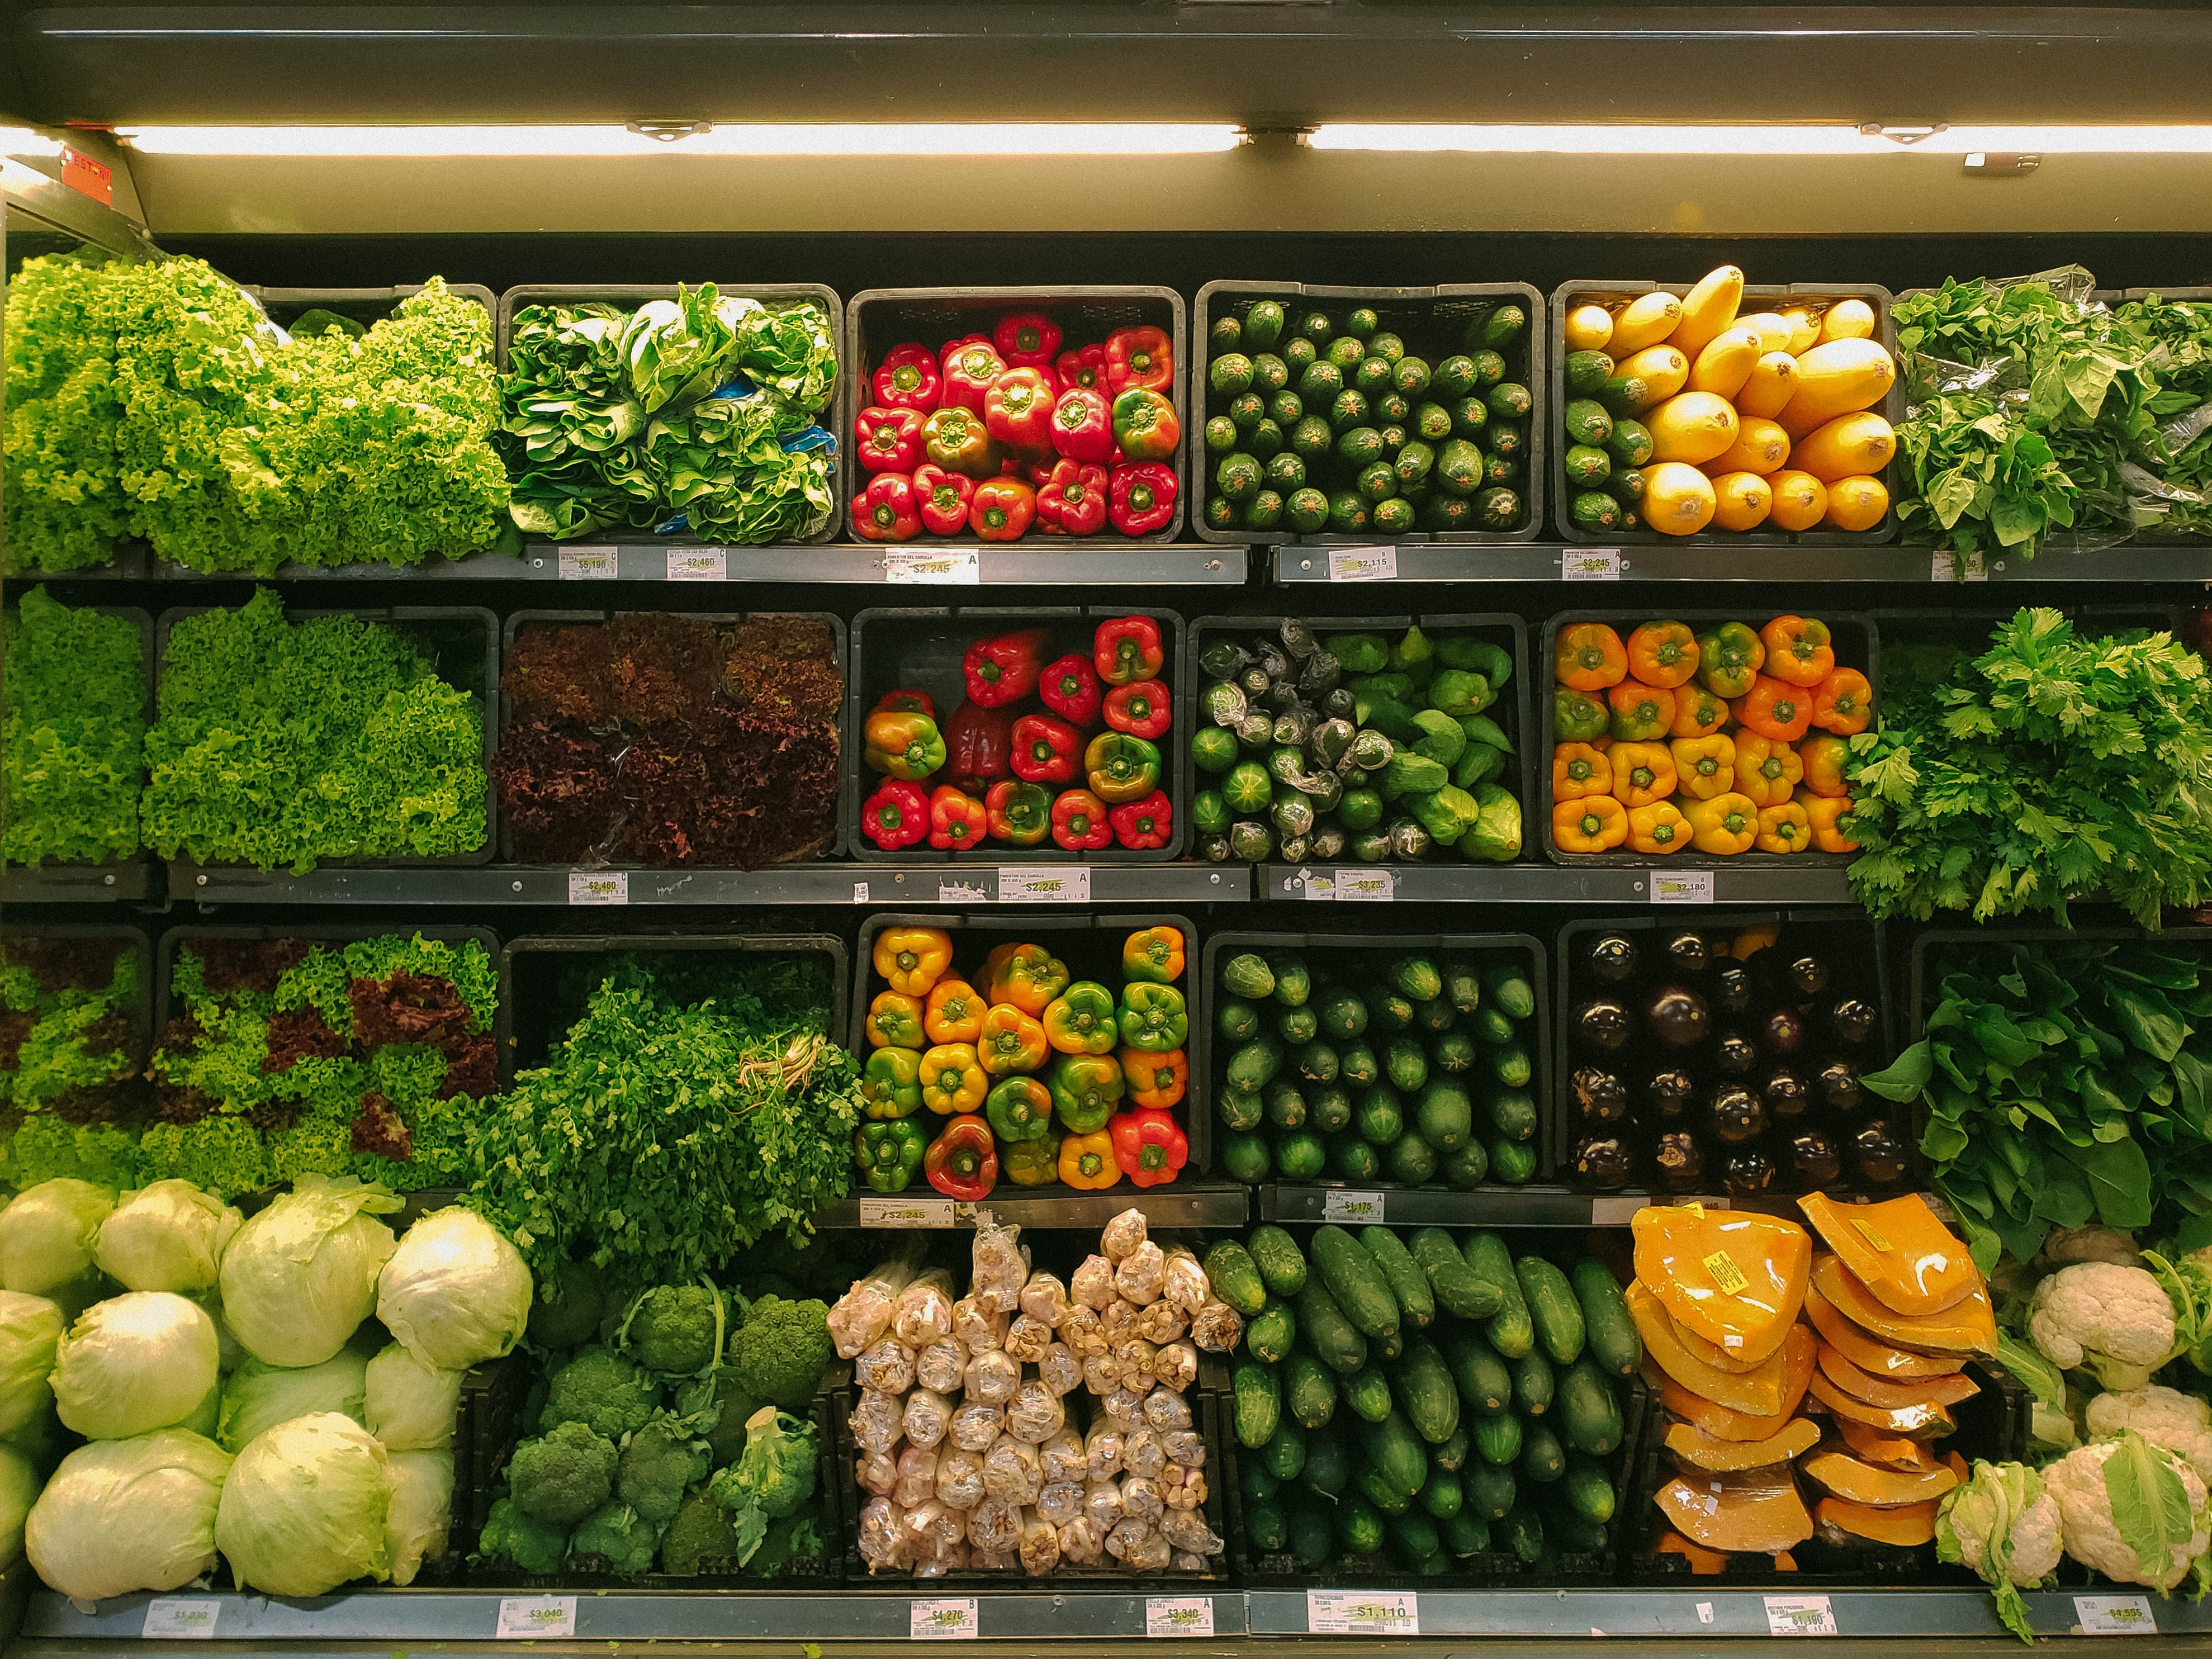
[855,1120,927,1192]
[1553,686,1609,743]
[1043,981,1121,1056]
[1049,1052,1125,1134]
[1084,732,1162,804]
[1002,1129,1063,1187]
[861,1047,925,1120]
[984,1075,1054,1143]
[1119,982,1189,1051]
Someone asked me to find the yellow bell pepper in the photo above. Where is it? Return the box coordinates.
[1552,742,1613,802]
[978,1004,1050,1075]
[982,941,1070,1016]
[923,978,985,1045]
[1802,792,1860,853]
[1553,795,1628,852]
[1684,792,1758,856]
[865,990,927,1050]
[874,927,953,996]
[1797,732,1850,799]
[1729,923,1780,959]
[1627,801,1690,855]
[1670,734,1736,802]
[1609,741,1676,808]
[1058,1129,1122,1189]
[1755,800,1812,854]
[1733,733,1802,808]
[920,1042,988,1115]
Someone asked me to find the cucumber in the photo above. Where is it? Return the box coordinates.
[1343,1366,1395,1424]
[1518,1419,1566,1484]
[1277,1004,1318,1045]
[1491,1137,1540,1186]
[1572,1258,1642,1377]
[1359,1226,1437,1329]
[1302,1430,1351,1500]
[1442,957,1484,1015]
[1462,1233,1533,1358]
[1246,1297,1296,1363]
[1358,1410,1431,1501]
[1240,1457,1280,1506]
[1358,1466,1413,1517]
[1246,1500,1287,1553]
[1390,1510,1441,1564]
[1226,1036,1285,1092]
[1487,1088,1539,1143]
[1499,1503,1545,1565]
[1557,1354,1626,1456]
[1465,1461,1517,1521]
[1288,1500,1334,1568]
[1285,1353,1338,1429]
[1221,952,1276,1001]
[1264,1418,1309,1481]
[1490,1043,1533,1089]
[1481,958,1537,1020]
[1444,1510,1492,1557]
[1264,1079,1307,1130]
[1375,1325,1404,1363]
[1472,1411,1522,1467]
[1562,1453,1616,1524]
[1311,1225,1401,1342]
[1516,1257,1587,1364]
[1309,1084,1353,1135]
[1204,1240,1267,1317]
[1295,1281,1370,1376]
[1417,1465,1463,1520]
[1440,1329,1512,1416]
[1337,1491,1387,1554]
[1391,1336,1461,1445]
[1512,1347,1554,1418]
[1216,996,1262,1043]
[1433,1423,1472,1473]
[1545,1508,1608,1555]
[1233,1359,1281,1448]
[1216,1085,1264,1132]
[1247,1225,1308,1297]
[1412,1228,1502,1320]
[1472,1003,1517,1045]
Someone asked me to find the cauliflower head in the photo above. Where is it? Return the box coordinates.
[728,1296,833,1413]
[617,1410,712,1524]
[508,1418,618,1529]
[2087,1386,2212,1486]
[2044,1432,2211,1592]
[479,1495,569,1576]
[2029,1263,2176,1387]
[1938,1458,2062,1644]
[540,1343,660,1440]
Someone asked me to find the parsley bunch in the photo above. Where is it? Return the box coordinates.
[2,589,146,865]
[1846,608,2212,926]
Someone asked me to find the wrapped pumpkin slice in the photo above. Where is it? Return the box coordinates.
[1834,1417,1940,1471]
[1645,1325,1816,1441]
[1656,1529,1730,1573]
[1816,1494,1939,1548]
[1630,1282,1799,1416]
[1632,1206,1811,1366]
[1803,1281,1967,1380]
[1665,1415,1820,1473]
[1666,1306,1770,1376]
[1799,1193,1981,1317]
[1810,1254,1996,1358]
[1656,1472,1815,1555]
[1807,1370,1956,1436]
[1802,1444,1963,1508]
[1816,1342,1981,1411]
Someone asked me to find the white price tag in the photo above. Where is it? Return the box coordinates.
[666,547,726,581]
[910,1598,979,1640]
[859,1197,955,1229]
[852,881,870,903]
[887,547,982,585]
[1145,1598,1215,1639]
[2074,1595,2156,1636]
[1306,1590,1419,1636]
[497,1597,578,1639]
[1562,548,1621,580]
[1763,1595,1837,1637]
[567,870,628,906]
[1334,868,1395,902]
[937,879,991,903]
[1327,544,1398,582]
[141,1601,220,1639]
[1695,1602,1716,1626]
[1322,1190,1387,1224]
[557,544,617,580]
[1301,871,1335,900]
[1929,549,1988,582]
[1651,869,1716,904]
[998,866,1091,903]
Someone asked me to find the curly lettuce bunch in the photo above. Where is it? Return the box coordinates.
[2,589,146,865]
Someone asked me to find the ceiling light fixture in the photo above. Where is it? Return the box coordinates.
[1306,122,2212,155]
[118,124,1248,158]
[0,127,66,158]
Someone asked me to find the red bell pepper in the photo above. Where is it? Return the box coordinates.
[1111,387,1180,464]
[1025,457,1061,492]
[1108,463,1178,538]
[855,405,925,474]
[1056,344,1106,396]
[984,367,1057,456]
[1109,1108,1187,1188]
[1051,788,1113,851]
[986,779,1053,846]
[961,628,1049,708]
[877,689,935,718]
[853,472,921,542]
[969,477,1036,541]
[944,700,1015,794]
[1049,387,1115,464]
[941,338,1007,414]
[861,779,930,850]
[1040,653,1102,727]
[1095,615,1166,686]
[873,343,941,414]
[1012,713,1082,784]
[927,785,988,851]
[923,1113,997,1201]
[913,463,975,535]
[923,406,1000,481]
[1109,789,1173,851]
[1105,325,1173,395]
[993,312,1064,372]
[1036,459,1110,537]
[1103,679,1172,739]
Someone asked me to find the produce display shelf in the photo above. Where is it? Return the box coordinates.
[1272,541,2212,584]
[0,861,156,903]
[813,1181,1249,1231]
[148,544,1249,584]
[1255,1182,1722,1227]
[1259,863,1853,904]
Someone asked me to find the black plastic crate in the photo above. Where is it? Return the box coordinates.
[854,911,1203,1181]
[496,282,847,546]
[844,285,1188,548]
[498,608,852,864]
[0,604,154,891]
[1181,612,1533,868]
[244,282,496,332]
[1549,278,1904,546]
[153,603,500,870]
[1538,608,1878,871]
[1197,926,1551,1184]
[849,605,1187,864]
[1551,911,1902,1200]
[1190,281,1545,547]
[453,1349,533,1548]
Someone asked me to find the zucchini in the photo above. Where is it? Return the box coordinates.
[1498,1503,1545,1565]
[1295,1280,1369,1376]
[1517,1419,1566,1485]
[1285,1353,1339,1429]
[1311,1225,1401,1342]
[1412,1228,1501,1320]
[1390,1510,1441,1565]
[1433,1422,1472,1473]
[1204,1240,1267,1317]
[1444,1510,1491,1557]
[1233,1358,1281,1448]
[1301,1430,1351,1500]
[1417,1464,1464,1520]
[1226,1036,1285,1092]
[1572,1258,1642,1377]
[1481,958,1537,1020]
[1472,1411,1522,1467]
[1360,1225,1437,1329]
[1439,1329,1512,1416]
[1240,1457,1279,1506]
[1246,1500,1287,1553]
[1342,1366,1395,1424]
[1465,1461,1517,1522]
[1358,1410,1431,1502]
[1561,1453,1616,1524]
[1247,1225,1308,1297]
[1247,1298,1298,1364]
[1462,1232,1533,1358]
[1391,1335,1461,1445]
[1287,1500,1334,1568]
[1264,1418,1309,1481]
[1336,1491,1387,1554]
[1221,952,1276,1001]
[1557,1354,1625,1456]
[1512,1347,1554,1418]
[1517,1256,1587,1364]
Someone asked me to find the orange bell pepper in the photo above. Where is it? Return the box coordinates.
[1121,926,1185,984]
[1628,800,1691,855]
[1684,792,1758,856]
[1121,1046,1188,1110]
[1734,733,1803,807]
[923,978,986,1045]
[1553,795,1628,852]
[865,990,927,1050]
[1797,733,1850,798]
[1670,682,1728,738]
[1811,667,1873,736]
[1607,680,1677,742]
[874,927,953,996]
[1756,800,1812,854]
[1553,742,1613,802]
[920,1042,988,1114]
[1624,620,1701,689]
[982,941,1069,1015]
[1609,741,1676,808]
[1759,616,1835,688]
[1554,623,1628,691]
[1670,734,1736,801]
[977,1004,1050,1076]
[1733,675,1814,743]
[1802,793,1860,853]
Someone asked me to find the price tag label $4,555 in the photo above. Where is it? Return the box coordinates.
[2075,1595,2156,1636]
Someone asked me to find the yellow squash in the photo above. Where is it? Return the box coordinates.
[1687,328,1763,399]
[1711,418,1791,477]
[1648,392,1741,465]
[1818,298,1878,343]
[1822,475,1889,532]
[1616,344,1690,407]
[1734,352,1801,419]
[1778,338,1897,436]
[1792,413,1897,485]
[1640,462,1718,537]
[1609,291,1685,355]
[1710,472,1774,532]
[1670,264,1747,360]
[1764,470,1827,532]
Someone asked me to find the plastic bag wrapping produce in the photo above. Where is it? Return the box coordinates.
[93,1182,241,1295]
[935,1446,986,1510]
[1006,1380,1066,1443]
[1116,1242,1167,1306]
[1144,1390,1194,1434]
[917,1339,965,1395]
[1084,1477,1125,1530]
[832,1258,918,1358]
[1037,1342,1081,1397]
[1063,1305,1107,1357]
[1123,1428,1166,1481]
[855,1336,917,1395]
[858,1445,900,1497]
[983,1436,1042,1503]
[1003,1314,1053,1366]
[1020,1509,1062,1576]
[965,1347,1021,1405]
[950,1400,1005,1452]
[894,1445,939,1508]
[969,1494,1023,1554]
[852,1388,904,1454]
[1020,1271,1072,1328]
[1082,1354,1120,1396]
[892,1268,957,1347]
[902,1388,952,1449]
[1151,1340,1199,1394]
[1134,1300,1187,1346]
[1102,1385,1147,1423]
[1101,1210,1148,1263]
[973,1221,1030,1313]
[953,1295,1008,1355]
[1038,1478,1084,1526]
[1059,1513,1105,1565]
[1189,1300,1245,1353]
[1161,1248,1211,1315]
[1084,1420,1126,1482]
[1072,1256,1119,1310]
[858,1495,902,1570]
[1041,1429,1087,1485]
[1112,1337,1158,1392]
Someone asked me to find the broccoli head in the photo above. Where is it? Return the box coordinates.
[618,1410,713,1524]
[618,1282,728,1377]
[508,1418,619,1529]
[728,1296,833,1412]
[479,1495,569,1576]
[527,1259,610,1350]
[569,1500,662,1574]
[750,1508,826,1579]
[676,1370,769,1470]
[659,1489,739,1576]
[708,1405,820,1565]
[540,1343,660,1440]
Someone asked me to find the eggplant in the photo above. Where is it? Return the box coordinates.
[1570,1066,1629,1126]
[1572,1136,1633,1191]
[1706,1083,1765,1146]
[1654,1131,1706,1193]
[1713,1031,1758,1077]
[1784,953,1829,998]
[1788,1128,1842,1188]
[1759,1068,1810,1124]
[1661,930,1712,978]
[1646,1068,1697,1122]
[1853,1120,1911,1187]
[1816,1060,1863,1116]
[1572,998,1632,1054]
[1710,962,1752,1016]
[1722,1147,1776,1200]
[1827,998,1877,1046]
[1582,933,1640,985]
[1760,1007,1806,1056]
[1645,984,1711,1049]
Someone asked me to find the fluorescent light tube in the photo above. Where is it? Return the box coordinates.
[0,127,65,158]
[120,124,1245,158]
[1308,122,2212,155]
